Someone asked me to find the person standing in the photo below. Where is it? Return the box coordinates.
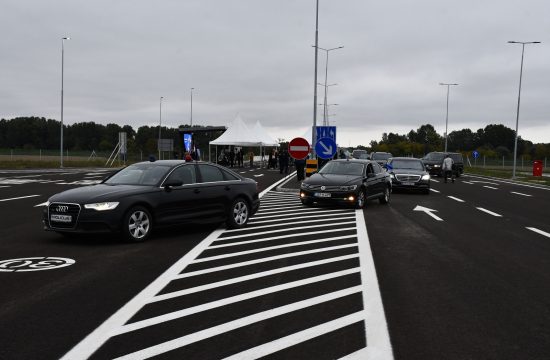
[442,154,454,183]
[279,150,290,175]
[295,158,306,181]
[249,151,254,168]
[267,150,273,169]
[229,149,235,167]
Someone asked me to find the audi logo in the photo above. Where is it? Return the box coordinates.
[56,205,69,213]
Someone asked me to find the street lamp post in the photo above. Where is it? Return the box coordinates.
[314,46,343,126]
[312,0,320,157]
[439,83,458,152]
[317,83,337,126]
[158,96,164,160]
[508,41,541,178]
[60,37,70,167]
[190,87,194,127]
[318,103,338,125]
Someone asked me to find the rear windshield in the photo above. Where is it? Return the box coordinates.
[390,159,425,170]
[426,153,445,161]
[371,153,392,161]
[449,153,463,162]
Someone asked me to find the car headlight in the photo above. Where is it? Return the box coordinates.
[433,164,440,168]
[339,185,357,191]
[422,174,430,180]
[84,202,120,211]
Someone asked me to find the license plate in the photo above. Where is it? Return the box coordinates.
[402,182,414,186]
[314,192,331,198]
[51,214,72,223]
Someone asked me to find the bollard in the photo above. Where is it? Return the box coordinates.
[305,159,318,177]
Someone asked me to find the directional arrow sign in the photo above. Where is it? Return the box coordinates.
[413,205,443,221]
[315,137,337,159]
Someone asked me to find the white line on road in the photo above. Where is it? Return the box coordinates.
[476,207,502,217]
[0,194,40,202]
[526,227,550,238]
[224,215,355,232]
[430,179,439,183]
[511,191,532,197]
[254,174,264,177]
[413,205,443,221]
[447,196,465,203]
[462,181,474,184]
[211,233,356,251]
[0,186,10,188]
[113,286,363,360]
[429,188,440,193]
[34,202,49,207]
[483,186,498,190]
[217,221,357,240]
[249,212,353,225]
[471,180,500,185]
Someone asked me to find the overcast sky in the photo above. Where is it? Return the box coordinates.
[1,0,549,147]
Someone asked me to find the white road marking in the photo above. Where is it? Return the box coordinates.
[253,174,264,177]
[224,311,366,360]
[252,206,342,217]
[429,188,440,193]
[447,196,465,203]
[0,194,40,202]
[471,180,500,185]
[476,207,502,217]
[194,233,357,263]
[483,186,498,190]
[113,286,362,360]
[258,172,297,198]
[464,174,550,191]
[0,186,10,188]
[413,205,443,221]
[526,227,550,238]
[352,210,394,359]
[34,202,49,207]
[249,211,353,225]
[225,215,355,233]
[251,208,350,220]
[462,181,474,184]
[431,179,439,183]
[255,203,304,212]
[511,191,532,197]
[210,233,356,250]
[217,221,357,240]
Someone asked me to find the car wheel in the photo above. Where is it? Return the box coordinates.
[227,197,250,229]
[379,186,390,204]
[124,206,152,242]
[356,189,366,209]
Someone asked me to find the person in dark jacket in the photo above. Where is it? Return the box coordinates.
[279,150,290,175]
[295,158,306,180]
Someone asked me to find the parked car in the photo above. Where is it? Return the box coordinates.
[386,157,430,194]
[422,151,464,177]
[370,152,393,165]
[300,159,391,208]
[42,160,260,242]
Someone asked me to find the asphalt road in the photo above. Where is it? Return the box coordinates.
[1,167,550,359]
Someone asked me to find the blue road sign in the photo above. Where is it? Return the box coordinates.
[315,137,337,159]
[472,150,479,159]
[316,126,336,142]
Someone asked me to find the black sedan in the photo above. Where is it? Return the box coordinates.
[300,159,391,208]
[43,160,260,242]
[386,157,430,194]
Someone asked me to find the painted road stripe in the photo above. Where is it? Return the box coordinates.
[224,215,355,232]
[429,188,440,193]
[252,206,334,216]
[34,202,49,207]
[249,212,353,225]
[447,196,465,203]
[210,234,356,250]
[224,311,366,360]
[464,174,550,191]
[462,181,474,184]
[254,174,264,177]
[431,179,439,183]
[471,180,500,185]
[476,207,502,217]
[113,286,362,360]
[526,227,550,238]
[218,221,357,240]
[0,195,40,202]
[194,234,356,263]
[511,191,532,197]
[0,186,11,188]
[252,208,349,220]
[354,209,394,359]
[177,244,358,279]
[483,186,498,190]
[255,203,304,212]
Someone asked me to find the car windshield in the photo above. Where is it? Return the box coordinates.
[372,153,392,160]
[319,161,365,176]
[390,159,424,170]
[104,163,172,185]
[427,153,445,161]
[450,154,463,162]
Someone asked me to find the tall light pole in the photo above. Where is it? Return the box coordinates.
[314,46,343,126]
[312,0,319,157]
[439,83,458,152]
[508,41,541,178]
[158,96,164,160]
[317,83,337,125]
[318,103,338,125]
[60,37,70,167]
[190,87,194,127]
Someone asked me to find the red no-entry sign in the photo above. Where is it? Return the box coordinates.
[288,137,310,160]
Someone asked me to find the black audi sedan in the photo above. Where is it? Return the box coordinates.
[300,159,391,208]
[386,157,430,194]
[43,160,260,242]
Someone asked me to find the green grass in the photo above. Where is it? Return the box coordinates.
[465,167,550,186]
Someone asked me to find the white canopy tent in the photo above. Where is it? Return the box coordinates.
[209,115,279,166]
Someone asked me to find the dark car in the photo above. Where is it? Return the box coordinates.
[43,160,260,242]
[351,149,368,159]
[422,151,464,177]
[370,152,393,165]
[386,157,430,194]
[300,159,391,208]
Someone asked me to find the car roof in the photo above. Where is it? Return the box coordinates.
[133,160,212,167]
[332,159,371,164]
[390,157,422,161]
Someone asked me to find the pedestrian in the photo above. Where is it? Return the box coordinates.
[229,149,235,167]
[239,150,244,167]
[249,151,254,168]
[274,150,279,169]
[268,151,273,169]
[295,158,306,181]
[279,150,289,175]
[442,154,454,183]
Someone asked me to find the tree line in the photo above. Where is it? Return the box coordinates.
[366,124,550,160]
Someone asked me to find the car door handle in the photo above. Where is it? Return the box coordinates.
[194,189,201,194]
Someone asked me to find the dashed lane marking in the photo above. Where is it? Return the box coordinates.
[462,181,474,184]
[0,186,10,188]
[447,196,465,202]
[511,191,532,197]
[0,194,40,202]
[476,207,503,217]
[431,179,439,183]
[483,186,499,190]
[34,202,49,207]
[526,227,550,238]
[429,188,441,193]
